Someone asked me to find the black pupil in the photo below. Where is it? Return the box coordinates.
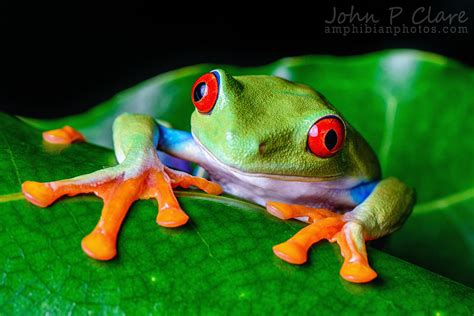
[194,82,208,102]
[325,129,338,151]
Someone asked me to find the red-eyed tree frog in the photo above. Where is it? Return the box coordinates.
[22,70,415,283]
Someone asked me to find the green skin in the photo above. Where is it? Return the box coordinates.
[111,69,414,240]
[27,69,415,272]
[192,70,379,179]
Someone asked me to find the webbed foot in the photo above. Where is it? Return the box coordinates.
[266,201,377,283]
[22,150,222,260]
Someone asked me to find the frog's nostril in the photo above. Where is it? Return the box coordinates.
[258,142,267,155]
[193,82,208,102]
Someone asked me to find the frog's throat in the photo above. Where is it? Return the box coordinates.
[192,133,348,184]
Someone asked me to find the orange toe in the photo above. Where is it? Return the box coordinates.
[273,241,307,265]
[82,231,117,261]
[22,181,56,207]
[340,262,378,283]
[156,207,189,228]
[169,172,223,195]
[43,126,85,144]
[266,201,294,220]
[202,181,223,195]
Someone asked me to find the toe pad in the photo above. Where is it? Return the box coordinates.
[273,241,307,265]
[82,232,117,261]
[156,207,189,228]
[340,262,378,283]
[22,181,56,207]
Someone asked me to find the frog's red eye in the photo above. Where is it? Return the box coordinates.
[191,71,219,113]
[307,116,345,158]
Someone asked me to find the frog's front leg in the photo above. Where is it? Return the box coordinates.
[22,113,222,260]
[266,177,414,283]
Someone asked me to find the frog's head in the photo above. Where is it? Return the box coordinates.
[190,69,380,180]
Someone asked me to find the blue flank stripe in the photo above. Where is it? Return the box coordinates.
[157,124,193,150]
[157,124,193,172]
[350,181,379,204]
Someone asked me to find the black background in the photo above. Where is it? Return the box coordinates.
[1,1,472,118]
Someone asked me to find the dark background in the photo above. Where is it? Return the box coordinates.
[1,1,472,118]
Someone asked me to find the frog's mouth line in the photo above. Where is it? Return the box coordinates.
[192,133,353,185]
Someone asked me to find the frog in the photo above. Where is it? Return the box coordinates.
[21,69,415,283]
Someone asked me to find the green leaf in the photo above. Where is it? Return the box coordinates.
[2,113,473,314]
[23,49,474,287]
[3,49,473,313]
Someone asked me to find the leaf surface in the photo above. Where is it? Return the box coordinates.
[4,50,474,313]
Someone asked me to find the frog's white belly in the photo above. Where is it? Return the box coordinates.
[198,148,361,212]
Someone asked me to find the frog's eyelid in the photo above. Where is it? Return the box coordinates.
[210,70,221,87]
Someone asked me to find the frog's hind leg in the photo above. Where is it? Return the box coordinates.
[265,201,377,283]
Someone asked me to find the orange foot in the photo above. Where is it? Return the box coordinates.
[266,201,377,283]
[22,153,222,261]
[42,126,85,144]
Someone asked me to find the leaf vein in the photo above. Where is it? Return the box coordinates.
[0,130,23,187]
[414,187,474,214]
